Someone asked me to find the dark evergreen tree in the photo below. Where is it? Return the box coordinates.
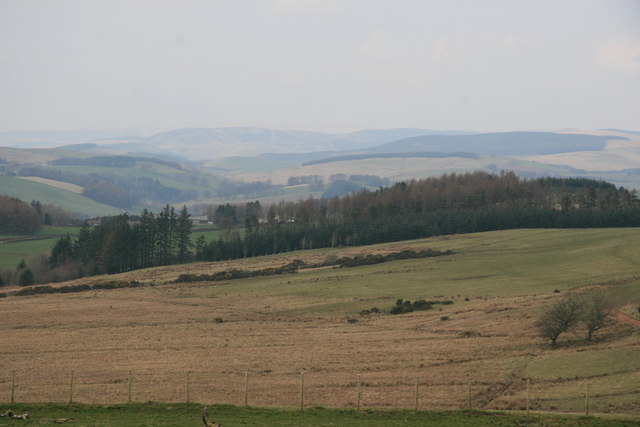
[18,268,35,286]
[176,205,194,263]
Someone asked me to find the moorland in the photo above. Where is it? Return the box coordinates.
[1,228,639,418]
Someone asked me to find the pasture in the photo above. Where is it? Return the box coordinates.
[0,403,638,426]
[0,229,639,418]
[0,177,121,217]
[0,226,81,270]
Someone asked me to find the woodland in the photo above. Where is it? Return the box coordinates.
[1,171,634,285]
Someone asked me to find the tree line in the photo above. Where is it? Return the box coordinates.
[0,195,79,234]
[9,171,640,285]
[196,172,640,261]
[47,205,193,277]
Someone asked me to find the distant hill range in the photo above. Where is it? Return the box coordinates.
[0,127,475,160]
[1,127,635,162]
[141,127,476,159]
[1,127,640,215]
[367,131,624,155]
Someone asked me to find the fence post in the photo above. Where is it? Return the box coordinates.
[526,379,530,415]
[69,370,74,404]
[10,370,15,404]
[414,377,419,410]
[186,371,191,403]
[128,370,133,403]
[467,382,472,409]
[356,374,362,411]
[244,371,249,407]
[585,382,589,415]
[299,371,305,410]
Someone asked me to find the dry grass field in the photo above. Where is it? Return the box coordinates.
[1,229,639,416]
[18,177,84,194]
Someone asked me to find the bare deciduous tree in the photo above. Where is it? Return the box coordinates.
[537,294,583,345]
[582,291,612,341]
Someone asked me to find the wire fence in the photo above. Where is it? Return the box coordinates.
[1,369,637,416]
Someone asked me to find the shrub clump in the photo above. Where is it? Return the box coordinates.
[12,280,144,297]
[176,260,306,284]
[389,298,452,314]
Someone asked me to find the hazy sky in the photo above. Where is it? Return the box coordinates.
[1,0,639,133]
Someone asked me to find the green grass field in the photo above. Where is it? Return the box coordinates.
[0,403,637,427]
[0,177,121,217]
[186,228,640,314]
[0,237,58,270]
[0,226,82,270]
[52,161,217,194]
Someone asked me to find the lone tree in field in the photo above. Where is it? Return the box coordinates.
[537,294,583,345]
[582,292,612,341]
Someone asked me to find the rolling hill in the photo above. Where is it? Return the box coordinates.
[1,229,638,415]
[0,176,121,217]
[140,127,475,160]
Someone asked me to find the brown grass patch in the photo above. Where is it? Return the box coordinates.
[0,280,637,413]
[19,176,84,194]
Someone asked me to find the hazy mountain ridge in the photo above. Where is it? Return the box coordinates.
[2,127,640,216]
[142,127,475,160]
[368,131,626,156]
[0,129,153,148]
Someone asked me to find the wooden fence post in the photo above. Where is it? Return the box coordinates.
[414,377,419,410]
[585,382,590,415]
[10,370,15,404]
[299,371,305,410]
[186,371,191,403]
[244,371,249,407]
[526,379,530,415]
[128,370,132,403]
[69,370,74,404]
[356,374,362,411]
[467,382,472,409]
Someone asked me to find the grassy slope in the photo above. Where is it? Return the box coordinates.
[0,403,637,427]
[0,226,81,270]
[0,177,121,217]
[51,160,217,194]
[0,229,638,415]
[189,228,640,307]
[0,238,56,270]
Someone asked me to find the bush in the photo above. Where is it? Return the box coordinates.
[15,285,55,296]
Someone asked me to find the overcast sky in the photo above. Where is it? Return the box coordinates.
[1,0,639,133]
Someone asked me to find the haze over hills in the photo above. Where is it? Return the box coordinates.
[140,127,476,160]
[0,129,154,149]
[2,127,640,216]
[0,127,474,160]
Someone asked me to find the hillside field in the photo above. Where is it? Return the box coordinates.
[0,177,121,217]
[0,229,639,420]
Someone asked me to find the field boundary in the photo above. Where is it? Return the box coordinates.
[2,369,637,417]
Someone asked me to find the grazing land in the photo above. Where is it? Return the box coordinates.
[0,226,81,270]
[0,403,638,426]
[0,229,639,418]
[0,177,121,217]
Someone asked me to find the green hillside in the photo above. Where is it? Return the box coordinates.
[1,149,224,212]
[0,176,121,217]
